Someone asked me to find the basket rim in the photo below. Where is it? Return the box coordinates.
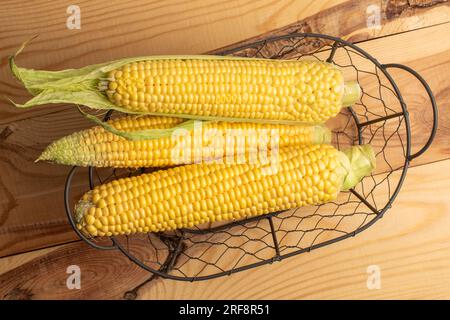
[64,32,415,282]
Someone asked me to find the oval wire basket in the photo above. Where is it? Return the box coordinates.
[64,33,438,284]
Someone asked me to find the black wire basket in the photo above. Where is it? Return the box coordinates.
[64,33,438,285]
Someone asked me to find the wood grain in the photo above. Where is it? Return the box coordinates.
[141,160,450,300]
[0,0,347,122]
[1,0,448,122]
[212,0,450,53]
[2,159,450,299]
[0,0,448,300]
[0,239,153,300]
[1,22,449,258]
[0,246,58,274]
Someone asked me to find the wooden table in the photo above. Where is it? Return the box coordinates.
[0,0,449,299]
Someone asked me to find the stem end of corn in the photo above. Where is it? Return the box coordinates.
[74,197,92,224]
[339,144,376,191]
[313,125,332,144]
[342,81,361,106]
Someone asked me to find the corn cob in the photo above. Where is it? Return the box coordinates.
[99,59,359,123]
[10,44,361,138]
[74,144,375,237]
[37,115,331,168]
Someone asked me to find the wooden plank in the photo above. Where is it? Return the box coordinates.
[0,239,153,300]
[142,160,450,299]
[2,159,450,299]
[334,23,450,169]
[212,0,450,53]
[0,109,92,256]
[1,0,448,123]
[1,22,448,258]
[0,246,58,274]
[0,0,346,122]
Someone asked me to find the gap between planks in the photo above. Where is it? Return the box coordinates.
[1,0,449,122]
[0,3,448,258]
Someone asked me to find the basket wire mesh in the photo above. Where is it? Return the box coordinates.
[64,33,438,289]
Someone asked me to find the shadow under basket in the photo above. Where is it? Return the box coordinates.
[64,33,438,283]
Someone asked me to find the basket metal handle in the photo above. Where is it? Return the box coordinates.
[382,63,438,161]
